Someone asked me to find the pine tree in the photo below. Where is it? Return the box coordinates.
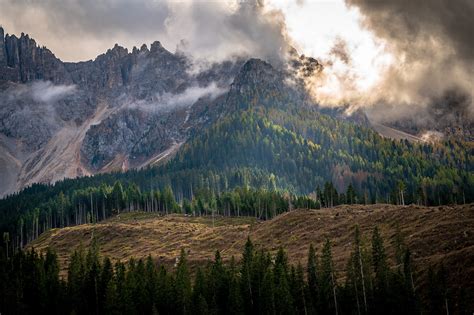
[175,248,192,314]
[85,238,102,314]
[111,181,125,214]
[307,244,319,313]
[274,247,294,313]
[68,246,86,314]
[371,226,388,313]
[99,257,114,314]
[227,256,243,315]
[292,263,308,315]
[144,255,158,312]
[260,268,275,315]
[3,232,10,259]
[321,239,338,315]
[192,267,208,315]
[346,184,356,205]
[43,249,61,313]
[241,237,255,313]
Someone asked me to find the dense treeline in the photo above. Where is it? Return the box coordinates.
[1,185,320,251]
[1,228,468,314]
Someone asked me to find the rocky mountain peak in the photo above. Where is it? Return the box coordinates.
[139,44,149,53]
[150,41,164,53]
[0,27,6,67]
[232,58,280,89]
[101,44,129,61]
[0,26,368,197]
[0,28,70,84]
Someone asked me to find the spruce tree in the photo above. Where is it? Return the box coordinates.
[307,243,319,313]
[371,226,389,313]
[320,239,338,315]
[192,267,208,314]
[99,257,114,314]
[274,247,294,314]
[227,256,243,315]
[68,246,86,314]
[241,237,255,314]
[175,248,192,314]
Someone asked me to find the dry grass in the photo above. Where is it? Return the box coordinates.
[29,203,474,304]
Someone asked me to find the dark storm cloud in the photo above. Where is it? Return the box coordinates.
[345,0,474,121]
[346,0,474,62]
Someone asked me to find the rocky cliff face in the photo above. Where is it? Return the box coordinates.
[0,29,71,84]
[0,27,369,197]
[0,27,248,196]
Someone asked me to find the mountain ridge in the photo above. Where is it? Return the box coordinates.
[0,27,472,200]
[0,27,245,196]
[0,27,367,197]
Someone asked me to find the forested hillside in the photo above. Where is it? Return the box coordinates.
[3,218,472,315]
[0,59,472,252]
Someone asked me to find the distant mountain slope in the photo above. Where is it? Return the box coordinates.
[371,123,423,143]
[165,59,472,200]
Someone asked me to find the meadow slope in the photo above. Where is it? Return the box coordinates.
[30,204,474,304]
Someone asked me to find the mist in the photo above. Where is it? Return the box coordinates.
[30,81,77,103]
[127,82,227,113]
[1,81,76,105]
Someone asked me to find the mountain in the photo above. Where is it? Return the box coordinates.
[0,27,473,314]
[0,28,472,248]
[0,27,372,197]
[385,90,474,142]
[0,27,246,196]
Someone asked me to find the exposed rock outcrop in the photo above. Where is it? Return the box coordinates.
[0,27,370,197]
[0,28,244,196]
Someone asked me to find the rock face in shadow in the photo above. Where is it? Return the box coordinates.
[0,27,247,196]
[0,26,368,196]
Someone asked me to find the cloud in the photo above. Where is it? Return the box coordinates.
[0,0,292,64]
[1,0,472,126]
[0,81,76,104]
[30,81,76,103]
[169,0,292,64]
[329,37,351,65]
[160,82,227,109]
[0,0,171,61]
[128,82,227,112]
[342,0,474,121]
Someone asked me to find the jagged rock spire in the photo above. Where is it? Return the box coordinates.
[0,26,6,66]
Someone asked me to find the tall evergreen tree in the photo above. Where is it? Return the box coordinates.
[371,226,389,313]
[320,239,338,315]
[307,243,319,314]
[175,248,192,314]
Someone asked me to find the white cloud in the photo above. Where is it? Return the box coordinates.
[30,81,76,103]
[128,82,227,112]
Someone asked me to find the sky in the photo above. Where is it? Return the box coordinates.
[0,0,369,63]
[0,0,472,120]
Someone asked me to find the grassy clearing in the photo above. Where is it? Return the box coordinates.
[29,204,474,296]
